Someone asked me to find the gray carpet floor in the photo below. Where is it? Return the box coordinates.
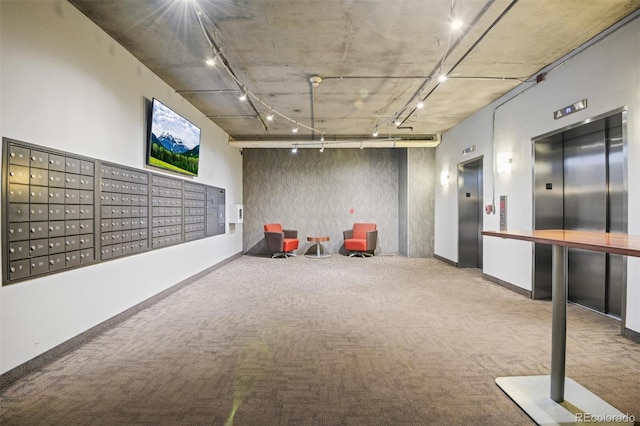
[1,255,639,425]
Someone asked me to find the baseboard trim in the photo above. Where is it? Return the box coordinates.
[624,327,640,343]
[0,251,243,393]
[434,254,458,267]
[482,273,532,298]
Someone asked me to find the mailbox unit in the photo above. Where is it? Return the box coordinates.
[2,138,226,285]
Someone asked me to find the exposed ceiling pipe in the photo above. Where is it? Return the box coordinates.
[309,76,322,140]
[207,115,257,119]
[321,75,427,80]
[177,89,240,95]
[229,141,439,149]
[229,136,440,149]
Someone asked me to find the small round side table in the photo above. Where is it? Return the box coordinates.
[305,236,331,258]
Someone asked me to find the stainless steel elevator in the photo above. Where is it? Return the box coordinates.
[458,157,483,268]
[533,112,626,318]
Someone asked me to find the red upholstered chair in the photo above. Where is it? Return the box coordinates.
[343,223,377,257]
[264,223,299,258]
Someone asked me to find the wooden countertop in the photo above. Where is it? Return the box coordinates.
[481,229,640,258]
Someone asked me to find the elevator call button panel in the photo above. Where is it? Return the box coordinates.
[500,195,507,231]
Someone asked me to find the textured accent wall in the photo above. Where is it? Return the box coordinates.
[407,148,436,257]
[398,150,409,256]
[242,147,435,257]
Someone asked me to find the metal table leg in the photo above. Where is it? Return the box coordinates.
[550,244,567,402]
[494,243,632,425]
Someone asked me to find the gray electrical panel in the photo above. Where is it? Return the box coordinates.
[206,186,225,237]
[2,138,226,285]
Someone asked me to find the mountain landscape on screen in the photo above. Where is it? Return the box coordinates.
[147,99,200,176]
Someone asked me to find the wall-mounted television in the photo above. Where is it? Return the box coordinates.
[147,98,201,176]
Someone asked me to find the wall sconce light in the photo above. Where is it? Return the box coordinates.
[440,170,449,186]
[497,152,512,173]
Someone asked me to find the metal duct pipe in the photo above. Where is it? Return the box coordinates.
[228,138,440,149]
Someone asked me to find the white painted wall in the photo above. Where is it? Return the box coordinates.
[0,1,243,373]
[435,15,640,333]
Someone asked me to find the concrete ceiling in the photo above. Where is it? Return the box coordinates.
[68,0,640,148]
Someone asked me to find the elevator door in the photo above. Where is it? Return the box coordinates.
[607,121,624,317]
[564,127,607,312]
[458,158,483,268]
[533,113,625,317]
[533,134,563,300]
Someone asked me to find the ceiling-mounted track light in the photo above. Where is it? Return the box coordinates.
[193,1,462,146]
[191,3,325,136]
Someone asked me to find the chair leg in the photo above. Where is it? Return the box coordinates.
[348,251,373,258]
[272,252,297,258]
